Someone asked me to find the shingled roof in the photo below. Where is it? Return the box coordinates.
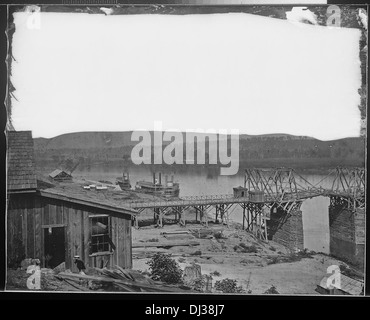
[49,169,72,180]
[7,131,37,192]
[39,185,137,216]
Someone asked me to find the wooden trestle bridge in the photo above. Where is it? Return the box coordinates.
[126,167,365,241]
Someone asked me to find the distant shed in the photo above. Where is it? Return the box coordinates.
[49,169,72,182]
[233,186,248,198]
[7,131,136,272]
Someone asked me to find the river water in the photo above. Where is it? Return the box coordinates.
[73,165,333,253]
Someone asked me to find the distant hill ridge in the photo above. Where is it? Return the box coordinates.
[33,131,315,150]
[33,131,365,170]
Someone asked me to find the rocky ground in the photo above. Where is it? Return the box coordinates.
[131,216,355,295]
[6,212,363,295]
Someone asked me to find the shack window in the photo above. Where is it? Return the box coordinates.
[90,215,112,254]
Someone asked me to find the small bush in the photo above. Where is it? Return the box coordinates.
[214,231,225,240]
[297,248,314,258]
[235,243,258,253]
[210,270,221,277]
[339,264,360,279]
[244,245,258,253]
[240,259,251,265]
[282,249,314,263]
[147,253,183,284]
[266,249,314,265]
[214,278,245,294]
[267,256,280,265]
[239,243,248,249]
[264,285,279,294]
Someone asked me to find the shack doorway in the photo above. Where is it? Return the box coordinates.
[44,227,65,268]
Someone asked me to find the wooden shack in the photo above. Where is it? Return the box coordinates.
[7,131,136,272]
[49,169,72,182]
[233,186,248,198]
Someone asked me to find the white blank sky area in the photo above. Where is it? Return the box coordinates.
[11,12,361,140]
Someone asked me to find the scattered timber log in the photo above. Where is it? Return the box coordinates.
[133,252,186,259]
[132,240,200,248]
[98,266,155,284]
[56,268,194,293]
[190,228,223,239]
[160,230,191,235]
[61,278,91,291]
[53,262,66,274]
[164,234,195,241]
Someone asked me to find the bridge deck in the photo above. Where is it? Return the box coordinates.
[125,190,324,209]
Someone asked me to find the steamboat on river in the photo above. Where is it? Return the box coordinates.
[135,172,180,198]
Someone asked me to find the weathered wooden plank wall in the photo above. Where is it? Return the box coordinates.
[7,195,27,266]
[7,193,133,270]
[34,196,42,260]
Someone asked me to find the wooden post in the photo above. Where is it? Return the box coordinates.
[182,209,186,227]
[219,204,223,225]
[134,216,139,229]
[264,213,268,241]
[178,210,183,226]
[258,211,262,239]
[252,210,256,235]
[242,204,245,230]
[159,209,163,228]
[204,206,208,227]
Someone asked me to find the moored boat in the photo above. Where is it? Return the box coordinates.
[116,172,131,190]
[135,173,180,198]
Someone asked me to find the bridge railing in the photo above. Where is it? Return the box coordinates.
[124,194,240,208]
[122,188,351,209]
[181,194,235,201]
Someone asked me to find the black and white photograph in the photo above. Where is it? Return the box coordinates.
[4,3,367,297]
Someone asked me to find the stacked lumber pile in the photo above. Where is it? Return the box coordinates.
[132,240,199,248]
[161,230,195,241]
[190,228,223,239]
[56,266,194,293]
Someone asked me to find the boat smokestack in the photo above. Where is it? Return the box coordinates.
[159,172,162,185]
